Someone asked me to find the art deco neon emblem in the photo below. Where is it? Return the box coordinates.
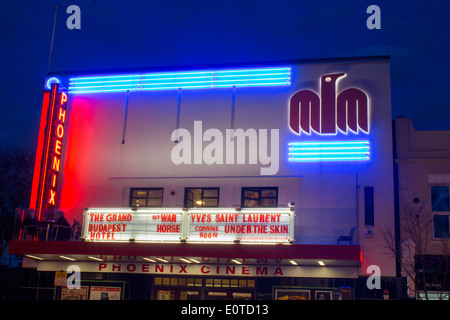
[288,73,370,162]
[289,73,369,135]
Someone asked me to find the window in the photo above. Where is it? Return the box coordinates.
[184,188,219,208]
[241,187,278,208]
[431,186,450,239]
[129,188,163,207]
[433,215,450,238]
[431,186,450,211]
[364,187,375,226]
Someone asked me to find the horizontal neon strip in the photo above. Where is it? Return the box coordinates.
[69,67,291,93]
[70,68,290,81]
[70,78,290,90]
[289,156,369,162]
[289,141,369,147]
[70,72,291,85]
[288,140,370,162]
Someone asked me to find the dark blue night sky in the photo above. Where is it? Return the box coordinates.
[1,0,449,149]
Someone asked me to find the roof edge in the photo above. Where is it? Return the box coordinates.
[48,55,391,77]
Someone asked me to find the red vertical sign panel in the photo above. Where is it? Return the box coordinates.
[30,83,68,220]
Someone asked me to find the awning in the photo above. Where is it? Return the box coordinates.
[9,240,361,278]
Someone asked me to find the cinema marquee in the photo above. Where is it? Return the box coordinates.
[82,206,294,244]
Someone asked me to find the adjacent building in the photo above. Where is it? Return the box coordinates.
[393,116,450,299]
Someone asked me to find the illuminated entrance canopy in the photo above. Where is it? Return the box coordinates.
[82,206,294,244]
[69,67,291,94]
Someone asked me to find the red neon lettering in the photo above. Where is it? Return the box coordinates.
[60,92,67,105]
[52,156,60,172]
[58,107,66,123]
[51,173,57,188]
[98,263,107,271]
[56,124,64,138]
[48,189,56,205]
[54,140,62,155]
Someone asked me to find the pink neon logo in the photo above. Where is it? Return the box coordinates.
[289,73,369,135]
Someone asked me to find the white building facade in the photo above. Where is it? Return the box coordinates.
[11,56,397,300]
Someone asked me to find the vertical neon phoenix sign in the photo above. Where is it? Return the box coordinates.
[30,83,68,220]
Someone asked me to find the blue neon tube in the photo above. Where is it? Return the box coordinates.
[288,140,370,162]
[69,67,291,94]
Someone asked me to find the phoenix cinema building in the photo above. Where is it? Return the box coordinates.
[10,56,397,300]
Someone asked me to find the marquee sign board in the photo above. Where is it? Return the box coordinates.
[83,208,185,242]
[187,208,292,243]
[82,207,294,244]
[34,261,359,279]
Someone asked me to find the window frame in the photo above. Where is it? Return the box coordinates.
[241,187,278,208]
[184,187,220,208]
[364,186,375,226]
[433,214,450,239]
[431,185,450,212]
[129,188,164,208]
[430,185,450,239]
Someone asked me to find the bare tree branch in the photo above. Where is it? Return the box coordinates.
[381,200,449,300]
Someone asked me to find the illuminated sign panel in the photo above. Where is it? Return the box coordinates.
[188,208,293,243]
[48,91,68,206]
[30,83,68,219]
[82,207,294,244]
[36,261,359,278]
[288,73,370,162]
[84,208,185,242]
[289,73,369,135]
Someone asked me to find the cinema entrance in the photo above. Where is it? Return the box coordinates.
[153,276,256,300]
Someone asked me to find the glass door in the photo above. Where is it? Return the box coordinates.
[232,292,252,300]
[207,291,227,300]
[180,291,200,300]
[206,289,254,300]
[156,289,175,300]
